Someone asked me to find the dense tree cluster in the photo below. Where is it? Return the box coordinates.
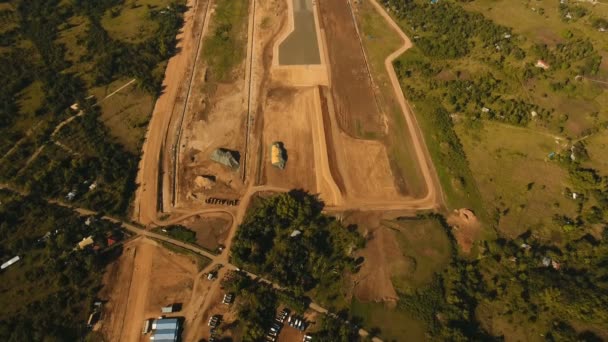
[76,0,187,93]
[397,222,608,340]
[231,192,364,296]
[0,190,124,341]
[0,0,187,216]
[221,271,309,342]
[311,315,361,342]
[382,0,516,59]
[533,38,601,76]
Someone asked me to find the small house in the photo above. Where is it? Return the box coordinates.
[78,236,94,250]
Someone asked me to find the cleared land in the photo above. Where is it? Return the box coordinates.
[350,214,452,303]
[317,0,384,137]
[347,215,451,342]
[278,0,321,65]
[260,87,317,192]
[98,238,202,342]
[180,214,232,251]
[178,0,251,208]
[320,87,404,201]
[386,218,452,290]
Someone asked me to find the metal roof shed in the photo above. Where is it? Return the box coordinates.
[150,329,178,341]
[152,318,179,331]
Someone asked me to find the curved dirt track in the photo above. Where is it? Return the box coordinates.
[361,0,443,210]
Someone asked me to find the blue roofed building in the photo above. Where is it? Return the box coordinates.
[150,318,180,341]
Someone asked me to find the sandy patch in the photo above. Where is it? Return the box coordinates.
[447,208,481,253]
[98,238,200,342]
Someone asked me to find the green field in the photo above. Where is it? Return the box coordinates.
[351,300,428,342]
[584,129,608,175]
[462,0,608,48]
[350,216,451,341]
[101,0,175,43]
[0,0,187,215]
[93,79,154,153]
[202,0,250,83]
[384,217,452,291]
[456,121,579,241]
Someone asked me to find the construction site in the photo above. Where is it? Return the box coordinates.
[111,0,444,340]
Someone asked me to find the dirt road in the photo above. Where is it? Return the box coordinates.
[132,0,210,225]
[364,0,443,209]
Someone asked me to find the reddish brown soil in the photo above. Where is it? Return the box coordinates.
[181,214,231,251]
[98,238,199,342]
[318,0,384,137]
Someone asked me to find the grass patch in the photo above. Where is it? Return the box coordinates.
[409,93,485,215]
[351,299,428,342]
[462,0,608,49]
[17,81,44,116]
[355,0,427,197]
[152,225,219,255]
[93,79,154,153]
[202,0,249,82]
[101,0,175,43]
[383,217,452,292]
[456,120,579,242]
[583,129,608,176]
[0,3,18,35]
[56,15,91,78]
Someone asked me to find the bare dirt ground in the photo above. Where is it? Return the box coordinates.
[178,76,247,207]
[344,213,401,303]
[185,279,239,342]
[260,87,317,193]
[317,0,384,137]
[319,87,403,201]
[180,213,232,251]
[98,238,200,342]
[178,0,251,208]
[133,0,210,225]
[447,208,481,253]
